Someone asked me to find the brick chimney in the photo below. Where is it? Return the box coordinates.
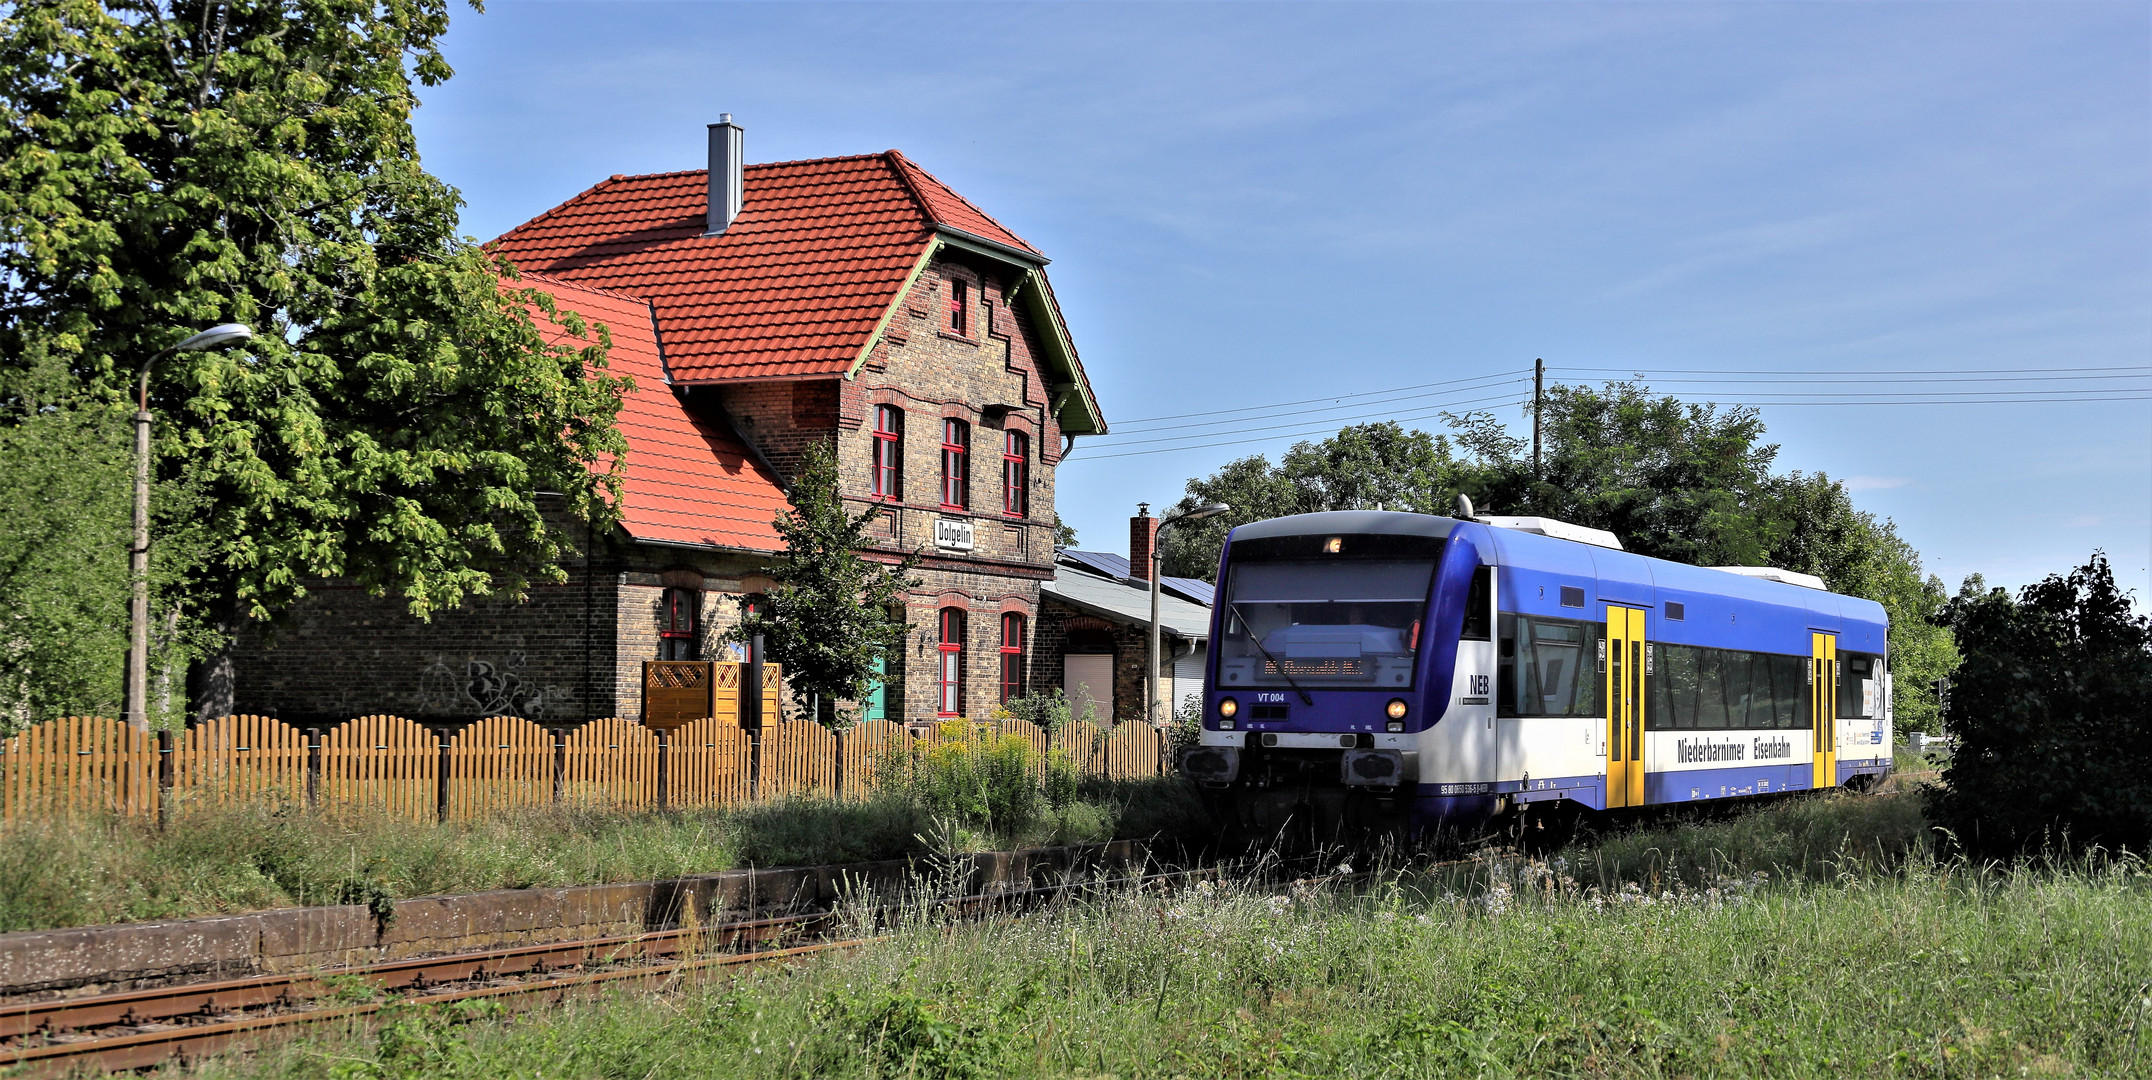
[1130,504,1157,583]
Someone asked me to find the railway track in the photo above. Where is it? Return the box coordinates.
[0,860,1276,1077]
[3,782,1914,1077]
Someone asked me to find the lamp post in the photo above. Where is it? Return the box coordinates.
[1148,502,1230,726]
[124,323,254,731]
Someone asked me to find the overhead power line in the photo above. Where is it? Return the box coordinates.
[1088,374,1529,444]
[1550,371,2152,386]
[1078,360,2149,463]
[1109,368,1530,429]
[1552,364,2152,376]
[1698,394,2152,407]
[1080,393,1531,460]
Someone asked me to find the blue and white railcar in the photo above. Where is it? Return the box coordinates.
[1179,510,1892,835]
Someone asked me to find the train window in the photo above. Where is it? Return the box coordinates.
[1216,557,1436,689]
[1839,652,1881,718]
[1461,567,1492,641]
[1650,644,1812,730]
[1665,601,1685,621]
[1497,614,1603,718]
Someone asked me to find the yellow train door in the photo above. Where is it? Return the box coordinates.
[1605,606,1648,808]
[1810,632,1838,789]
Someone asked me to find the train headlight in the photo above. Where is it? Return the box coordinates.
[1218,697,1238,719]
[1385,698,1408,732]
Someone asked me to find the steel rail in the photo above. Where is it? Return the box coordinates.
[0,858,1270,1076]
[0,909,835,1041]
[4,939,862,1075]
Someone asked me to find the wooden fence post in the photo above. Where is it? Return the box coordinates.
[435,728,451,823]
[305,728,321,807]
[656,730,670,809]
[833,725,846,799]
[748,729,762,801]
[552,728,567,803]
[156,727,174,829]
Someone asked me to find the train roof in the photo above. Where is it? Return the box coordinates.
[1224,510,1888,656]
[1229,510,1459,542]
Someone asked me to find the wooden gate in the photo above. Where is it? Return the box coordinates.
[1055,720,1108,775]
[1104,722,1165,779]
[762,719,836,796]
[320,715,437,822]
[447,716,553,819]
[669,717,752,806]
[840,719,912,796]
[0,717,159,820]
[173,715,307,806]
[563,718,660,807]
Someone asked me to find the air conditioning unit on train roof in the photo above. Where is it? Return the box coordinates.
[1712,566,1828,591]
[1478,516,1625,551]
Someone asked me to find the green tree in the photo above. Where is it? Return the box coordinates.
[0,0,630,715]
[1764,472,1958,733]
[1164,384,1958,727]
[1159,421,1464,579]
[1929,554,2152,856]
[730,445,920,726]
[1448,382,1782,568]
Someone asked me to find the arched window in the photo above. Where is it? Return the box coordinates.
[999,613,1025,704]
[937,607,967,717]
[871,405,903,500]
[659,587,700,661]
[1002,430,1028,518]
[940,419,970,510]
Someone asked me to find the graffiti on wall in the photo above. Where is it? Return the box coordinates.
[415,652,569,718]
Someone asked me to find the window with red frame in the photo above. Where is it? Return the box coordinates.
[871,405,903,500]
[947,279,968,335]
[941,419,970,509]
[999,613,1025,704]
[659,587,700,661]
[1001,430,1028,518]
[937,607,966,716]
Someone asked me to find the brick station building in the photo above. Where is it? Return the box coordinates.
[228,120,1110,727]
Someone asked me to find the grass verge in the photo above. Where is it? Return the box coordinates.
[178,846,2152,1079]
[1561,785,1937,889]
[0,776,1210,933]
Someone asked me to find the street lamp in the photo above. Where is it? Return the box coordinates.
[1148,501,1230,726]
[124,323,254,731]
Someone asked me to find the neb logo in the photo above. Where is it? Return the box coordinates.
[1469,674,1490,695]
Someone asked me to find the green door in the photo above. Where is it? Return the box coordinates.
[865,655,887,722]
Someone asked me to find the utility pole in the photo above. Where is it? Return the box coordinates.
[1146,502,1230,725]
[1532,358,1544,481]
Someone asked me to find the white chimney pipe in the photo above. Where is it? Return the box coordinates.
[706,114,744,236]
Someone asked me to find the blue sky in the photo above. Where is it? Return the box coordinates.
[418,1,2152,602]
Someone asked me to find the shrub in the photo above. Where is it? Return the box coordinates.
[1929,553,2152,857]
[997,686,1098,737]
[877,722,1082,840]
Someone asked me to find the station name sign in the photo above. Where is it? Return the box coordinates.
[935,517,975,552]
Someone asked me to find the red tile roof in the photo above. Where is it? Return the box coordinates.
[491,152,1042,383]
[516,273,788,552]
[885,151,1044,259]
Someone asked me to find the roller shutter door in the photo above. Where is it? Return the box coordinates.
[1064,654,1114,724]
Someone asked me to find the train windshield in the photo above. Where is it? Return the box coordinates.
[1216,558,1436,690]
